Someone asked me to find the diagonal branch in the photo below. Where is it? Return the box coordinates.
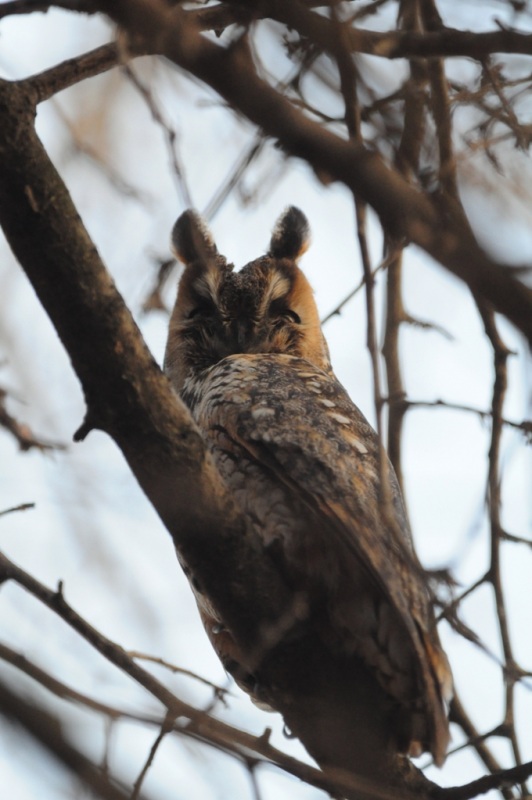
[22,43,119,104]
[0,72,431,790]
[0,75,290,662]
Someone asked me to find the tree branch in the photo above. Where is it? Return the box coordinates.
[0,550,421,800]
[0,75,292,665]
[188,1,532,61]
[432,759,532,800]
[23,43,119,104]
[0,72,431,790]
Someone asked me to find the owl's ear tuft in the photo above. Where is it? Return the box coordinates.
[269,207,311,261]
[172,210,219,266]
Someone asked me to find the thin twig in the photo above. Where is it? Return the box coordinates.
[320,246,400,325]
[123,64,193,208]
[0,643,152,723]
[382,2,427,494]
[202,138,265,222]
[131,712,175,800]
[0,503,35,518]
[448,693,506,779]
[0,389,66,451]
[477,302,526,791]
[128,651,231,699]
[382,0,427,497]
[53,103,150,202]
[393,397,531,441]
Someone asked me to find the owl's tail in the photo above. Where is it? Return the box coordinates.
[415,627,453,766]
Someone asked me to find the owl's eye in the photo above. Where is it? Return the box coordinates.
[284,309,301,324]
[269,300,301,325]
[187,302,215,320]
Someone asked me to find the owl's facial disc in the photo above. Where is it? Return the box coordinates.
[164,208,331,391]
[180,257,307,358]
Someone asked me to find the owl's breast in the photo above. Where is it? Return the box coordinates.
[181,353,408,551]
[183,355,323,553]
[181,352,411,615]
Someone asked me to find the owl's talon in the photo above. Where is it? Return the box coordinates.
[282,723,296,739]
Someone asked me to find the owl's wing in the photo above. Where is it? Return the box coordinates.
[191,352,450,764]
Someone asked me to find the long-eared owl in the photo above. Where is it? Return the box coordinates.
[164,207,452,766]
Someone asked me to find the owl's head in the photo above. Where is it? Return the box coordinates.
[164,207,332,392]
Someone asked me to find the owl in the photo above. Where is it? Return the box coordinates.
[164,207,452,767]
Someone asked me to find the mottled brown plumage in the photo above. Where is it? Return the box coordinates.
[164,207,452,766]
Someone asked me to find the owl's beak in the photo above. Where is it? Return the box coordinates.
[236,321,251,350]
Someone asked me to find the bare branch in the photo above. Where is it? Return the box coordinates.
[0,642,142,722]
[433,757,532,800]
[382,1,428,497]
[403,314,455,341]
[397,398,531,441]
[131,712,175,800]
[23,44,119,104]
[188,1,532,61]
[54,102,151,202]
[321,247,399,325]
[448,693,508,784]
[0,386,66,451]
[128,651,231,700]
[0,503,35,517]
[0,550,428,800]
[477,303,526,786]
[123,63,193,208]
[0,678,148,800]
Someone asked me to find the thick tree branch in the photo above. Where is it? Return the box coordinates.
[0,76,290,663]
[19,0,532,64]
[189,2,532,61]
[0,74,430,789]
